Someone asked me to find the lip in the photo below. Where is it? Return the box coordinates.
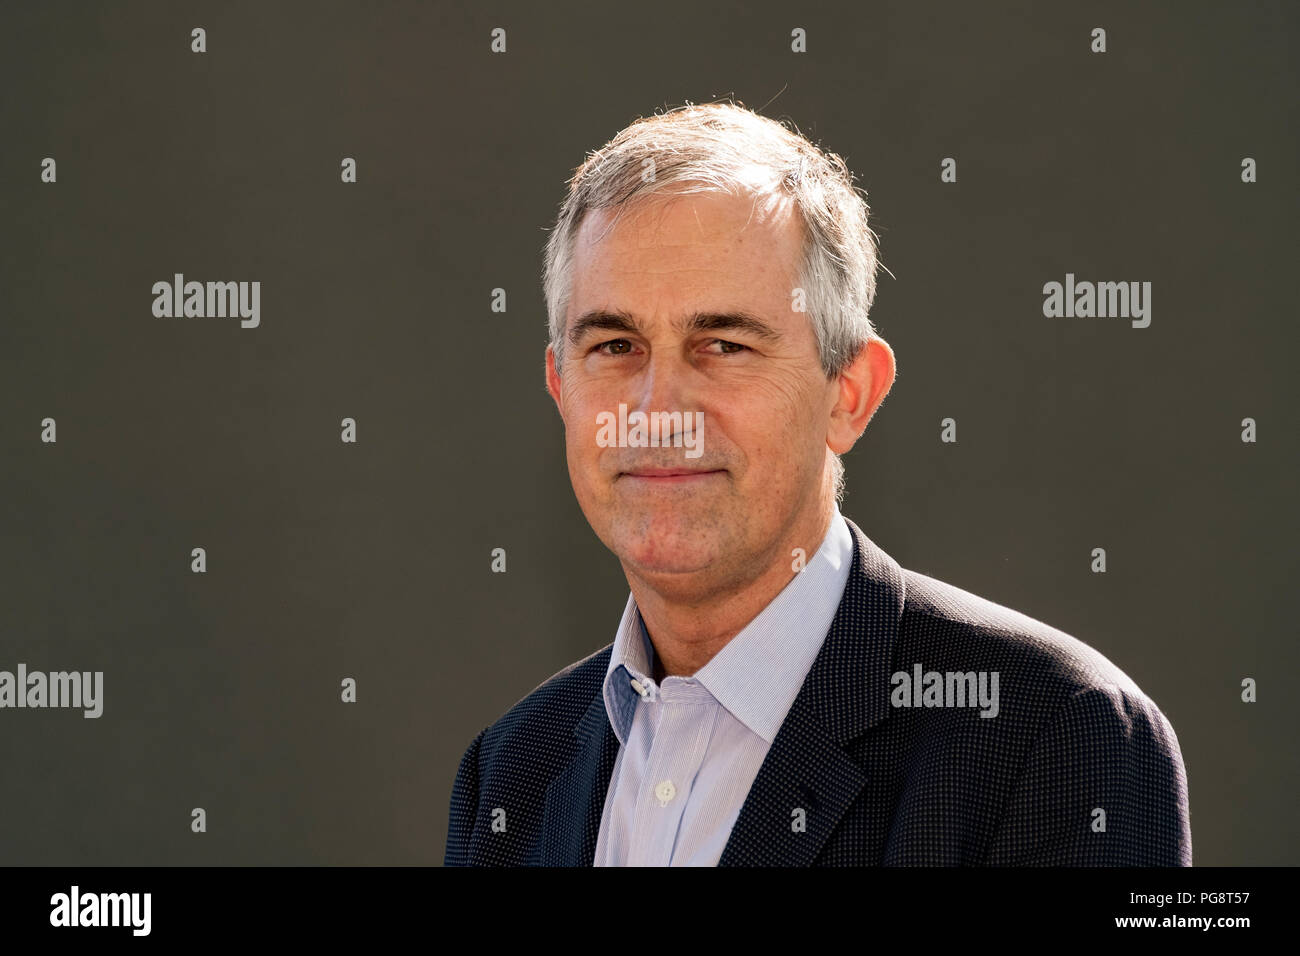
[621,468,725,482]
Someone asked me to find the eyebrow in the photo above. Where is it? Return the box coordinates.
[567,309,784,348]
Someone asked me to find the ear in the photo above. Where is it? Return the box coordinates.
[545,345,565,419]
[826,338,895,455]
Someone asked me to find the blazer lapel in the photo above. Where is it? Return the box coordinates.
[538,694,620,865]
[718,516,905,865]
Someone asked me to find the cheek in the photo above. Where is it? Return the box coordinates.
[561,388,601,451]
[566,423,602,486]
[563,397,610,495]
[714,378,823,485]
[730,375,820,441]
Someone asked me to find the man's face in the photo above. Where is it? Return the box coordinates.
[545,187,840,592]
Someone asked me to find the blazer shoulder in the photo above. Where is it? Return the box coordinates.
[476,643,613,758]
[445,645,613,865]
[897,565,1162,712]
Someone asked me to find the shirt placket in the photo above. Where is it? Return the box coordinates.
[626,679,717,866]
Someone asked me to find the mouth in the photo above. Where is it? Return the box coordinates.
[620,468,726,484]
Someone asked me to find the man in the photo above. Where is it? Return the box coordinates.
[444,102,1192,866]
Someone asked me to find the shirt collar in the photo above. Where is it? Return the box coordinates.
[601,505,855,746]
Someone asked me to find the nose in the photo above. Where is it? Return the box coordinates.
[632,348,694,421]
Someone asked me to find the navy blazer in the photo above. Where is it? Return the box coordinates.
[445,516,1192,866]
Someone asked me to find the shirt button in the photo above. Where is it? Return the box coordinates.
[654,779,676,806]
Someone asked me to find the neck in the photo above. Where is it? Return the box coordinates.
[629,503,835,680]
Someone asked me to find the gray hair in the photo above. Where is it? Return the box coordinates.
[542,101,884,503]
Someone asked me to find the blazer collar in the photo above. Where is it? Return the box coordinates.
[539,515,906,866]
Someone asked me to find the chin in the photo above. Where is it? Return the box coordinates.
[621,546,718,578]
[608,513,722,575]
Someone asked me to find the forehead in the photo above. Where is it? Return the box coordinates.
[569,188,804,317]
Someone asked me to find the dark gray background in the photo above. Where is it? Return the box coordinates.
[0,0,1294,865]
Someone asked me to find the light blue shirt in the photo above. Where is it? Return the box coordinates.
[593,506,855,866]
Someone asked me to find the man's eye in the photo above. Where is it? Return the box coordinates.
[709,339,749,354]
[590,338,747,356]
